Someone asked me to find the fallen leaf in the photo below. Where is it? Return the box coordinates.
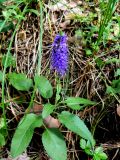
[30,103,43,114]
[43,115,60,128]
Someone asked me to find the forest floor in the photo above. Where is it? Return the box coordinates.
[0,0,120,160]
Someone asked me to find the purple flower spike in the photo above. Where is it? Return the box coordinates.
[51,33,68,77]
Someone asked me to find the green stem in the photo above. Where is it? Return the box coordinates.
[27,0,44,112]
[37,0,43,75]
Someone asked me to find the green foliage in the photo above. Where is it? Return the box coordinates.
[0,133,5,146]
[10,113,42,158]
[80,139,93,155]
[0,71,3,82]
[64,97,96,110]
[95,58,105,68]
[42,128,67,160]
[58,111,95,146]
[106,79,120,94]
[0,20,14,32]
[80,139,108,160]
[8,73,33,91]
[42,103,55,118]
[34,75,53,99]
[93,147,108,160]
[105,58,120,64]
[55,83,62,102]
[2,53,16,68]
[0,0,7,3]
[115,68,120,77]
[85,49,92,56]
[97,0,118,45]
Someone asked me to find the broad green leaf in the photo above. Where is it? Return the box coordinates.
[8,73,33,91]
[42,128,67,160]
[42,103,55,118]
[64,97,96,110]
[0,71,3,82]
[0,133,5,146]
[58,111,95,146]
[34,75,53,99]
[2,53,16,68]
[10,113,42,158]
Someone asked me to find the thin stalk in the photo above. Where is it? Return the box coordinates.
[26,85,37,113]
[27,0,44,112]
[37,0,43,75]
[1,5,28,130]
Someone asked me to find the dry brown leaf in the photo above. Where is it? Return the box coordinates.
[47,0,82,12]
[30,103,43,114]
[43,115,60,128]
[31,104,60,128]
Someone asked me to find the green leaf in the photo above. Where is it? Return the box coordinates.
[56,93,61,102]
[42,128,67,160]
[8,73,33,91]
[58,111,95,146]
[25,9,40,16]
[0,0,7,2]
[64,97,96,110]
[56,83,62,94]
[34,75,53,99]
[115,68,120,77]
[2,53,16,68]
[0,117,6,129]
[97,152,108,159]
[105,58,120,64]
[0,71,3,82]
[55,83,62,102]
[0,21,14,32]
[42,103,55,118]
[10,113,42,158]
[94,147,108,160]
[106,86,116,94]
[80,139,86,149]
[85,49,92,56]
[95,58,104,68]
[112,79,120,92]
[0,133,5,146]
[106,80,120,94]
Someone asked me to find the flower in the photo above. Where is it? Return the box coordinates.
[50,33,68,77]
